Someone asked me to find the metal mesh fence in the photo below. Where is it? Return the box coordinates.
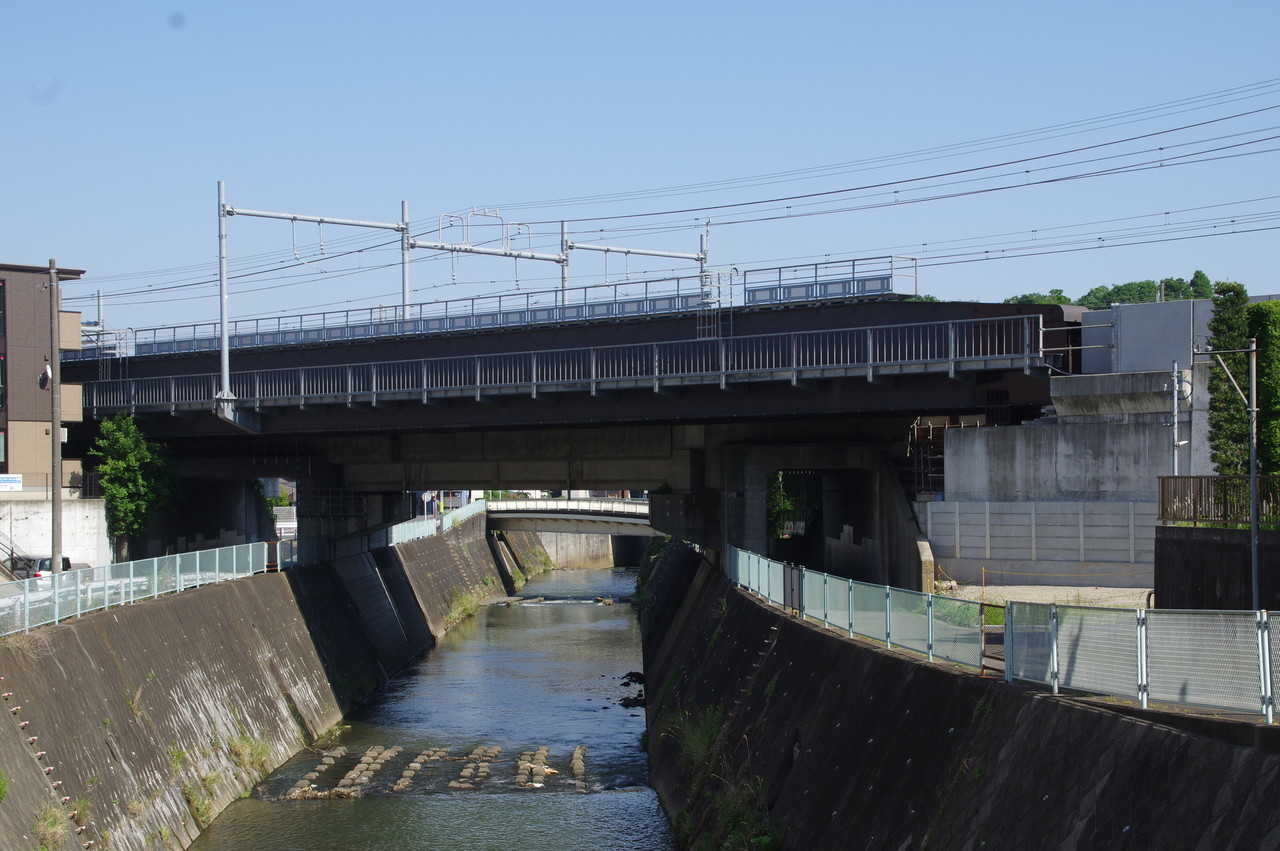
[889,588,931,656]
[0,542,269,637]
[1007,602,1053,685]
[725,547,1280,720]
[1056,606,1141,699]
[852,583,888,644]
[1147,610,1264,714]
[931,596,984,668]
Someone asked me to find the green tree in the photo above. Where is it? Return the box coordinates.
[1207,282,1251,476]
[1189,270,1213,299]
[1002,288,1072,305]
[88,413,176,561]
[1249,301,1280,474]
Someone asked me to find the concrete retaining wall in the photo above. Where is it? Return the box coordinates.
[0,517,549,849]
[644,554,1280,849]
[537,532,616,569]
[919,498,1155,587]
[0,499,110,568]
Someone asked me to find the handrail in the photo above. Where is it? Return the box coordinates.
[487,498,649,516]
[83,314,1043,414]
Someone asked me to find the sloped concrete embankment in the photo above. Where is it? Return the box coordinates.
[645,557,1280,849]
[0,520,551,850]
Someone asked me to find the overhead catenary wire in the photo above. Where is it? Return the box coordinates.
[60,82,1280,316]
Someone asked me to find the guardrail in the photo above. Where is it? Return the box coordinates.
[0,542,268,637]
[726,546,1278,723]
[84,314,1042,416]
[67,257,912,361]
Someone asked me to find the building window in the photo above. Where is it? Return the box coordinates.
[0,279,5,337]
[0,355,5,408]
[0,430,6,472]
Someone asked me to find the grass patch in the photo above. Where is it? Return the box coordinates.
[715,774,781,850]
[72,796,91,827]
[200,770,222,795]
[182,782,213,827]
[126,799,145,818]
[32,802,67,849]
[312,724,349,750]
[125,686,144,717]
[681,705,724,770]
[228,734,271,775]
[444,585,486,630]
[166,743,186,770]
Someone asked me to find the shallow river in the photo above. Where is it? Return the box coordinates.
[190,568,675,850]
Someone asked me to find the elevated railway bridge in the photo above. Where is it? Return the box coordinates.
[64,259,1081,587]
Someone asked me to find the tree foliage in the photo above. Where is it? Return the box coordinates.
[1207,282,1251,476]
[88,414,176,547]
[1002,288,1072,305]
[1249,300,1280,475]
[1004,269,1216,309]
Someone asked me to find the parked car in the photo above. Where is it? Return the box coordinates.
[8,556,71,581]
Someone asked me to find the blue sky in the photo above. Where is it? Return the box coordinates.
[3,2,1279,330]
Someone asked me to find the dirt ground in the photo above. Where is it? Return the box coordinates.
[942,583,1154,609]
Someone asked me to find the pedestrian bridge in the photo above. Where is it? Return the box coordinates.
[485,497,658,536]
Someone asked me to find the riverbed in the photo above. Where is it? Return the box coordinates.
[189,567,674,850]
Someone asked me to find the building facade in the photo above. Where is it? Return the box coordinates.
[0,263,85,490]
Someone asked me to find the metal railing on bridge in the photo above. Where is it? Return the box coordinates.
[84,313,1043,416]
[727,546,1279,723]
[486,497,649,517]
[68,258,915,360]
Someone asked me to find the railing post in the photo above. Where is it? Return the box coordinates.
[215,550,221,585]
[1004,603,1014,683]
[1137,608,1149,709]
[23,580,30,633]
[822,573,829,628]
[75,570,82,619]
[1258,610,1273,724]
[103,569,110,610]
[52,574,60,625]
[177,555,184,594]
[926,595,935,662]
[153,560,159,599]
[847,579,854,637]
[884,585,892,648]
[1049,604,1060,695]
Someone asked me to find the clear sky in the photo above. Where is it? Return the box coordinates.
[3,2,1279,331]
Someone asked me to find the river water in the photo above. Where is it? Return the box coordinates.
[189,568,674,851]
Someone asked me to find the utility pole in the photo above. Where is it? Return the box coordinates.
[47,260,63,573]
[1207,340,1260,609]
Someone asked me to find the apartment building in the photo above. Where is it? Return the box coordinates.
[0,263,85,491]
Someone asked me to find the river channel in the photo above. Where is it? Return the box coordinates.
[189,567,675,850]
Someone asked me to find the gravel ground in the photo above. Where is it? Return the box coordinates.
[941,584,1154,609]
